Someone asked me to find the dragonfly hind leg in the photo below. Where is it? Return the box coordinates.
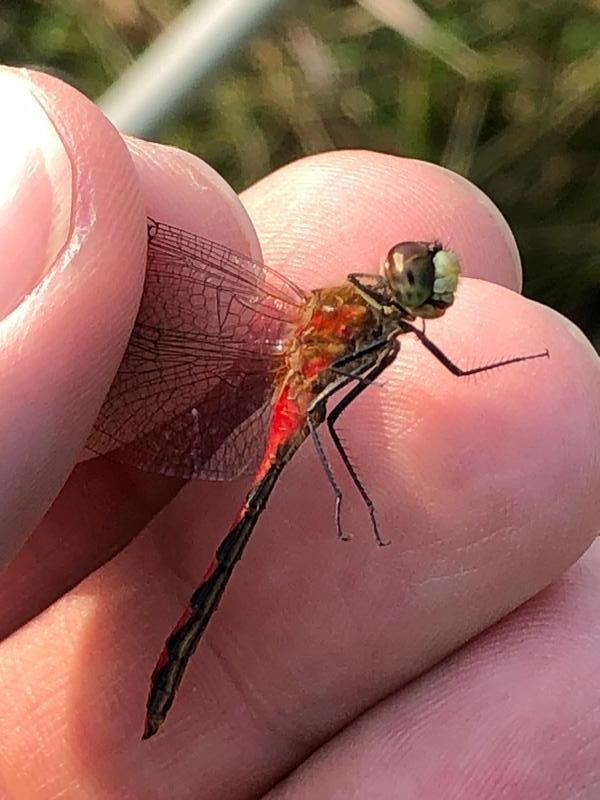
[307,338,399,546]
[325,342,399,547]
[307,397,351,541]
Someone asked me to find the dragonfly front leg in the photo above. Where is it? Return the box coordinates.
[403,322,549,376]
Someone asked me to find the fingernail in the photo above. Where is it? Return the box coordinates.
[0,70,72,320]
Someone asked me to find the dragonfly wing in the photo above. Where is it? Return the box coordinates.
[191,395,272,480]
[89,368,272,480]
[87,219,301,479]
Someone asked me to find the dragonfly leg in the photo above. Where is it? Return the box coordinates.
[329,366,377,386]
[326,341,399,547]
[307,403,350,541]
[306,334,392,541]
[402,322,549,376]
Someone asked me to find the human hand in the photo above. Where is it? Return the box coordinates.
[1,68,599,799]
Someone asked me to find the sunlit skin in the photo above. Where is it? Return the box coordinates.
[1,67,600,798]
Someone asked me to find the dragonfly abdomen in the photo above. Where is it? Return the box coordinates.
[143,427,304,739]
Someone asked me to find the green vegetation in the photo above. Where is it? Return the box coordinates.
[2,0,598,344]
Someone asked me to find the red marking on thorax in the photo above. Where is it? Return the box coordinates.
[298,301,369,381]
[310,304,366,340]
[303,355,332,381]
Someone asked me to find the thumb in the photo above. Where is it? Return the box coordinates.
[0,67,146,566]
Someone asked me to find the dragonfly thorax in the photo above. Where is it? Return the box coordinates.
[381,241,460,319]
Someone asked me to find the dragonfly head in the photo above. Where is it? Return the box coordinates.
[382,242,460,319]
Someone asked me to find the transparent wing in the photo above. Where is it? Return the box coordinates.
[87,219,304,479]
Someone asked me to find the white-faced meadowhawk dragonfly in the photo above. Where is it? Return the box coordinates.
[88,218,549,739]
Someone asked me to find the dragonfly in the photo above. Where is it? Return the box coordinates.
[88,219,549,739]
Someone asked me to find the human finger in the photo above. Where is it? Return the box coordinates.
[0,104,263,637]
[0,66,146,568]
[242,149,523,291]
[267,541,600,799]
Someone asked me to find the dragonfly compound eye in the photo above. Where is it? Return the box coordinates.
[383,242,460,318]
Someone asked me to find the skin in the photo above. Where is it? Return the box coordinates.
[0,67,600,799]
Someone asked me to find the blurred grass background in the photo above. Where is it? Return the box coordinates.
[1,0,599,345]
